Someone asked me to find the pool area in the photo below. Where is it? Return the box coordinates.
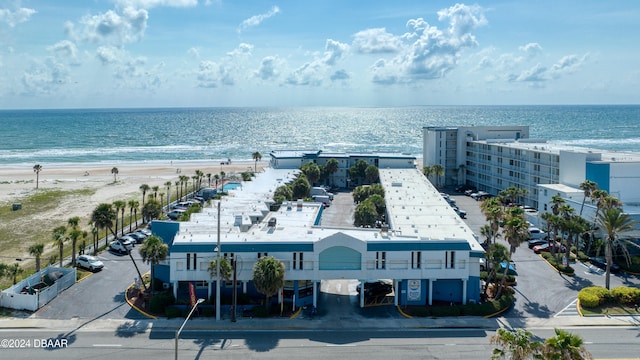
[222,182,242,191]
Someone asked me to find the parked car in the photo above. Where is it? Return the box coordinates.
[119,235,136,247]
[126,232,146,244]
[471,191,490,200]
[136,228,152,237]
[76,255,104,271]
[167,209,186,220]
[480,259,517,275]
[533,242,566,254]
[528,239,548,249]
[455,208,467,219]
[356,280,393,297]
[589,257,621,273]
[109,240,132,254]
[528,227,548,240]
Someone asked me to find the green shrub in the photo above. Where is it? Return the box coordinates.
[410,307,429,317]
[578,292,601,308]
[578,286,611,308]
[541,252,575,274]
[611,286,640,305]
[430,306,461,317]
[165,306,182,319]
[252,306,269,318]
[149,291,175,314]
[201,307,215,317]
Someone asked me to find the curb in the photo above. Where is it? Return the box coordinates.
[124,280,157,320]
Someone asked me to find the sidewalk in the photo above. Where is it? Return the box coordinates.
[2,309,639,333]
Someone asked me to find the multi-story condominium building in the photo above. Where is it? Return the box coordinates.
[152,151,484,313]
[423,126,640,225]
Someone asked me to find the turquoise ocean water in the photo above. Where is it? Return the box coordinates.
[0,105,639,166]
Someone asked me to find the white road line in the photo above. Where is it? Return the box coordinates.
[93,344,123,347]
[554,298,578,317]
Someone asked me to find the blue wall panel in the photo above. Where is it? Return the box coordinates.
[586,162,610,193]
[319,246,362,270]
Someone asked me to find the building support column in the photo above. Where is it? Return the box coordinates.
[207,281,212,299]
[173,281,178,299]
[462,279,467,304]
[312,281,318,308]
[394,279,399,306]
[359,280,365,308]
[428,279,434,306]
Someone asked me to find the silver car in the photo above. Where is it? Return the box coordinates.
[76,255,104,271]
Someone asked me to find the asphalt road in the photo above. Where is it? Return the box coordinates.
[1,326,638,359]
[31,245,150,321]
[451,192,640,317]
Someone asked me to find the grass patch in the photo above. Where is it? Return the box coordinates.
[580,304,640,316]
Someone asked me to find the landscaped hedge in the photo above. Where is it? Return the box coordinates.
[577,286,630,308]
[407,293,515,317]
[541,252,575,275]
[611,286,640,305]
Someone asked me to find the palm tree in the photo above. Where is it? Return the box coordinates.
[67,216,81,265]
[33,164,42,189]
[127,199,139,232]
[111,167,119,183]
[542,328,593,360]
[28,243,45,272]
[113,200,126,237]
[179,175,189,200]
[91,203,117,246]
[52,225,67,267]
[490,327,542,360]
[206,173,212,187]
[497,207,529,298]
[152,185,159,200]
[195,169,204,190]
[213,175,220,190]
[252,256,285,312]
[480,197,503,246]
[578,180,598,216]
[164,181,172,208]
[8,262,24,285]
[252,151,262,172]
[139,235,168,293]
[139,184,150,210]
[597,207,636,289]
[174,180,181,201]
[209,257,232,281]
[431,164,444,187]
[550,194,565,216]
[325,158,339,187]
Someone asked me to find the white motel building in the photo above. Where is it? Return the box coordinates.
[152,150,485,310]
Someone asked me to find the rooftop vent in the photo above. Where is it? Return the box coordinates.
[268,217,277,227]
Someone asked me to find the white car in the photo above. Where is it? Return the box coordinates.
[109,240,132,254]
[76,255,104,271]
[167,209,186,220]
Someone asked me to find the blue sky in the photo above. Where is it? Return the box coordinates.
[0,0,638,109]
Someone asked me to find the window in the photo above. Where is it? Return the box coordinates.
[446,251,455,269]
[293,252,304,270]
[376,251,386,269]
[257,252,268,259]
[186,253,197,270]
[411,251,421,269]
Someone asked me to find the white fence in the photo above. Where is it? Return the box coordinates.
[0,266,76,311]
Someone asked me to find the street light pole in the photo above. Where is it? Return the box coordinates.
[216,200,221,321]
[174,298,204,360]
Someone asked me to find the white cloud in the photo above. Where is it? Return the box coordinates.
[96,46,124,65]
[513,63,547,82]
[285,39,349,86]
[196,60,220,88]
[114,0,197,10]
[372,4,486,84]
[549,54,586,78]
[330,69,350,81]
[21,58,70,95]
[519,42,543,57]
[0,2,36,27]
[352,28,402,54]
[71,7,149,46]
[254,56,280,81]
[238,6,280,33]
[47,40,78,61]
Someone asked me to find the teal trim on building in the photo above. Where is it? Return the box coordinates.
[367,241,471,252]
[586,162,610,193]
[319,246,362,270]
[469,251,485,258]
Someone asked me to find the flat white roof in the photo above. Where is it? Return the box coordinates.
[174,167,481,251]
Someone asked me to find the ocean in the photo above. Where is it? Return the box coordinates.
[0,105,639,166]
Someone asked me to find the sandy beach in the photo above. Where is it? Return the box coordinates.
[0,159,267,264]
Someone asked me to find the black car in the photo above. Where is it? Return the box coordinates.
[357,280,393,297]
[528,239,548,249]
[589,257,621,273]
